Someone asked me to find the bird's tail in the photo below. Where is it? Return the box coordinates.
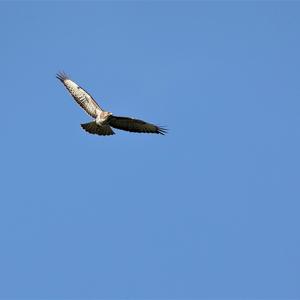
[81,122,115,136]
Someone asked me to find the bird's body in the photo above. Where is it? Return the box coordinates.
[56,72,166,136]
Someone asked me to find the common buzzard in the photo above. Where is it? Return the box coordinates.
[56,72,166,136]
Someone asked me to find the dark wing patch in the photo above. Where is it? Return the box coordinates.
[81,122,115,136]
[108,116,167,135]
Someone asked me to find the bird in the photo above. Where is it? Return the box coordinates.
[56,72,167,136]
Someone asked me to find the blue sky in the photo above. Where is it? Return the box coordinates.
[0,1,299,299]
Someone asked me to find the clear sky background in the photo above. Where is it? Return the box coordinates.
[0,1,299,299]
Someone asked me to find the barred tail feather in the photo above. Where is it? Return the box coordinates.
[81,122,115,136]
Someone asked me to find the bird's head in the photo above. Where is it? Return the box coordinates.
[104,111,113,119]
[100,111,112,120]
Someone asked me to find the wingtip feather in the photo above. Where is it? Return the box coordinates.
[157,126,168,135]
[56,71,69,82]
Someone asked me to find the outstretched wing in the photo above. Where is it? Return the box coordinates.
[57,72,102,118]
[108,116,167,135]
[81,122,115,136]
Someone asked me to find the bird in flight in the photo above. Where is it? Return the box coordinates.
[56,72,167,136]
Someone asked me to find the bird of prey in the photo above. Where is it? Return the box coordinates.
[56,72,167,136]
